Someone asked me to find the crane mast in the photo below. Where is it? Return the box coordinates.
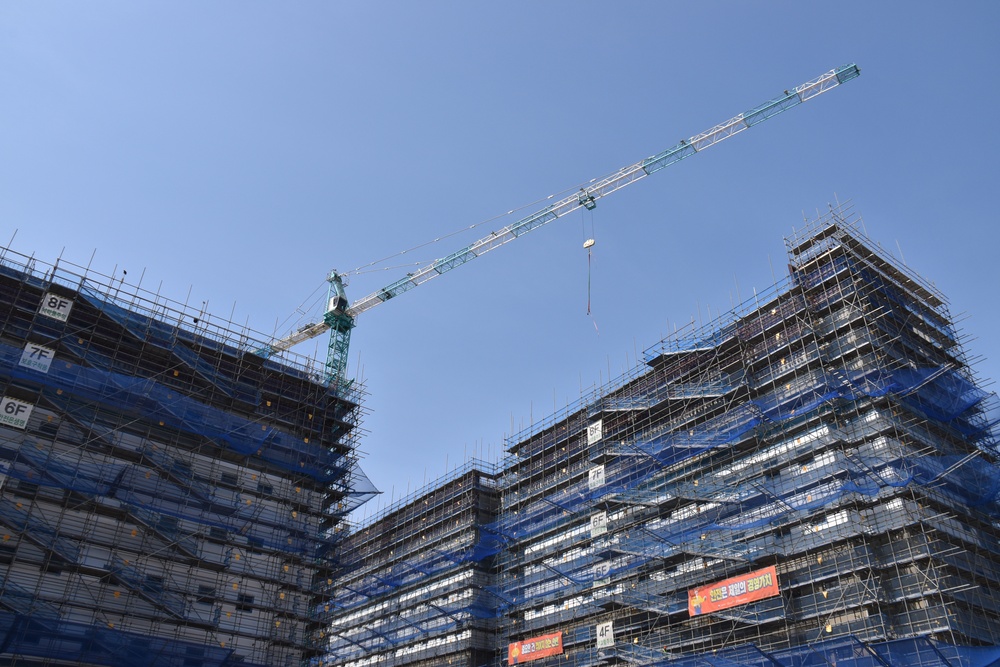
[265,64,861,389]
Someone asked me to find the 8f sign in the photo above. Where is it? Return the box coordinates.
[38,292,74,322]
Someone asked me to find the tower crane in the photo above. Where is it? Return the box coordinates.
[264,64,861,389]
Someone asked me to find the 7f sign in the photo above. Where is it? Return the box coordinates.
[20,343,55,374]
[0,397,34,430]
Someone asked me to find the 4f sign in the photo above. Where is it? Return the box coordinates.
[20,343,55,374]
[0,397,34,430]
[595,621,614,649]
[39,292,73,322]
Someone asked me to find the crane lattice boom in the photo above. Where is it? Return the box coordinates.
[265,64,861,387]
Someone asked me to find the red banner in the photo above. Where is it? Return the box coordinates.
[508,632,563,664]
[688,565,779,616]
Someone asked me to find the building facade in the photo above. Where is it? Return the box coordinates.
[3,202,997,667]
[323,462,500,667]
[493,205,1000,665]
[333,204,1000,667]
[0,247,373,666]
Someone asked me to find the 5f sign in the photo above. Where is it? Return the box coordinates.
[0,397,34,430]
[592,560,611,588]
[38,292,74,322]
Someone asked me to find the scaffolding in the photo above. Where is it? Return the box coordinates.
[491,203,1000,666]
[314,203,1000,667]
[320,460,502,667]
[0,247,376,666]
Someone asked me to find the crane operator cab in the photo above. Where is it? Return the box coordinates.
[327,272,350,316]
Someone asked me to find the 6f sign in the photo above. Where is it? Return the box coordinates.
[0,397,34,430]
[38,292,74,322]
[590,511,608,538]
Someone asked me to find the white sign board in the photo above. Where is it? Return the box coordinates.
[595,620,614,649]
[0,397,34,430]
[588,465,606,490]
[20,343,55,374]
[590,511,608,538]
[586,420,603,445]
[38,292,74,322]
[592,560,611,588]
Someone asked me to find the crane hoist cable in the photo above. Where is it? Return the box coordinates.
[583,206,597,317]
[261,64,862,390]
[585,237,596,316]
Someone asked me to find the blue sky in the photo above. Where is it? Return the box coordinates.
[3,2,998,520]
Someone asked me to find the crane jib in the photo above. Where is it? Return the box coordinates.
[268,64,861,387]
[641,63,860,179]
[373,206,560,305]
[642,143,697,177]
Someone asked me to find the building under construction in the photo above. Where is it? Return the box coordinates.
[326,204,1000,667]
[324,461,500,667]
[2,201,999,667]
[0,246,375,666]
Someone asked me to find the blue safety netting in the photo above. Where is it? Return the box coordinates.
[0,340,352,485]
[0,432,340,560]
[653,636,1000,667]
[491,363,998,542]
[325,530,496,613]
[482,358,1000,612]
[0,611,269,667]
[323,587,497,659]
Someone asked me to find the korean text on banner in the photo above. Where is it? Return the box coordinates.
[688,565,779,616]
[508,632,563,664]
